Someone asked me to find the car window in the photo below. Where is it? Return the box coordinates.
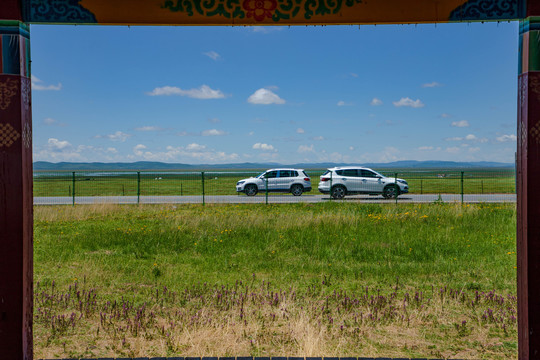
[265,171,278,178]
[322,170,330,176]
[360,169,378,178]
[278,170,291,178]
[342,169,358,177]
[302,171,309,177]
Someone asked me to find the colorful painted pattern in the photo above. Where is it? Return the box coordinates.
[23,0,524,25]
[0,23,30,77]
[449,0,520,21]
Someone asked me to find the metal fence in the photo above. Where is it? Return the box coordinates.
[33,168,516,205]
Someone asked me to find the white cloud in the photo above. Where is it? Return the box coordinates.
[393,97,424,108]
[298,144,314,153]
[42,117,65,126]
[204,51,221,60]
[147,85,225,99]
[422,82,442,88]
[497,134,517,142]
[296,128,305,134]
[418,146,434,151]
[186,143,206,151]
[96,131,131,142]
[468,147,481,153]
[446,137,463,141]
[312,136,325,141]
[451,120,470,127]
[465,134,477,141]
[247,88,285,105]
[208,118,221,124]
[202,129,227,136]
[252,143,275,151]
[31,75,62,91]
[349,146,354,151]
[370,98,383,106]
[34,139,124,162]
[350,73,358,78]
[131,143,238,163]
[337,101,346,106]
[251,27,284,34]
[446,147,461,153]
[135,126,163,131]
[248,131,254,136]
[441,113,452,118]
[48,138,72,151]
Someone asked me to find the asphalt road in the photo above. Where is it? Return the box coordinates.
[34,194,516,205]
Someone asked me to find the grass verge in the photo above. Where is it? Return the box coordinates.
[34,202,517,359]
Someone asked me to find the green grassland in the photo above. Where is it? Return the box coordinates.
[33,168,515,197]
[34,203,517,359]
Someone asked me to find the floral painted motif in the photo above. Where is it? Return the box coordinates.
[162,0,362,22]
[0,79,19,111]
[243,0,277,21]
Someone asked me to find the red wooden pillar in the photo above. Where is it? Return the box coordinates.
[518,4,540,358]
[0,14,33,360]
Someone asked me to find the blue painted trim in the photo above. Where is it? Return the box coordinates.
[28,0,97,23]
[449,0,520,21]
[0,26,30,39]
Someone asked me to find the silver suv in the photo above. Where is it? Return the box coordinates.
[318,166,408,199]
[236,169,312,196]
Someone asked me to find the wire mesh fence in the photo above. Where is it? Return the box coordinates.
[33,168,516,205]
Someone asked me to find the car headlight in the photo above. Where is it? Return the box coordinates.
[398,180,408,184]
[236,181,245,185]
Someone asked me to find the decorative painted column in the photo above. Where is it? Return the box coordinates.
[518,11,540,359]
[0,20,33,360]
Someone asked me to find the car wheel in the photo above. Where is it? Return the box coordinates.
[383,185,399,199]
[331,185,346,200]
[245,184,258,196]
[291,184,303,196]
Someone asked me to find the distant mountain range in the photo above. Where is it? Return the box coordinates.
[33,160,514,171]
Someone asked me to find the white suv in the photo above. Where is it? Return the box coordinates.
[236,169,312,196]
[318,166,409,200]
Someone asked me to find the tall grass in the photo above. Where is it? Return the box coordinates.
[33,203,517,359]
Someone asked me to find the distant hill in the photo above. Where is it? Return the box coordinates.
[33,160,514,171]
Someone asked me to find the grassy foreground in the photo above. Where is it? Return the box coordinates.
[34,203,518,359]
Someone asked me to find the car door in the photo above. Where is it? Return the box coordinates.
[263,170,279,191]
[276,170,294,190]
[360,169,384,193]
[336,169,361,191]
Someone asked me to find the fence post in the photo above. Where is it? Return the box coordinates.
[394,172,398,204]
[181,183,183,196]
[461,171,464,204]
[265,176,268,205]
[72,171,75,206]
[201,171,205,206]
[481,180,484,194]
[420,179,423,195]
[137,171,141,204]
[329,171,333,200]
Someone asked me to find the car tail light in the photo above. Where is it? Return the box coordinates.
[320,177,329,182]
[304,177,310,181]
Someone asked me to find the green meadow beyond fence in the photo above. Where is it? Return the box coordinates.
[33,168,516,205]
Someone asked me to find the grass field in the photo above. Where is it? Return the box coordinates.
[33,168,515,197]
[34,203,518,359]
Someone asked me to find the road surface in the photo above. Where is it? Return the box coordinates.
[34,194,516,205]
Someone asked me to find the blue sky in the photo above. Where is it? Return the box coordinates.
[30,22,518,164]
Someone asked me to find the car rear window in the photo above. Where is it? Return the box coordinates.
[302,171,309,177]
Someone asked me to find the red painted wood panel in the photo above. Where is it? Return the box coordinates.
[0,73,33,360]
[0,0,22,20]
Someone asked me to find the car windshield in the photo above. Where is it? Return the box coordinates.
[256,172,266,178]
[371,170,384,178]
